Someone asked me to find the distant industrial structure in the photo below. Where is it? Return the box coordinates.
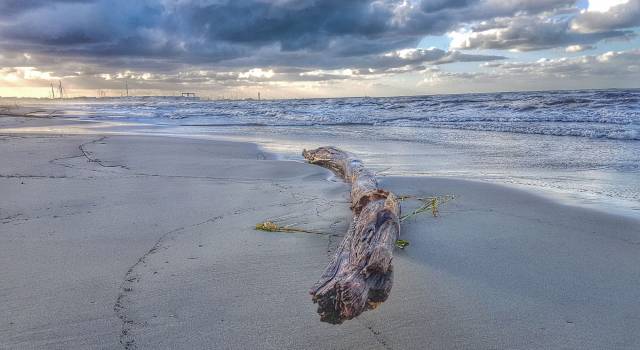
[50,81,65,99]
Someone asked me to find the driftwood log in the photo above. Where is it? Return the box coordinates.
[303,146,401,324]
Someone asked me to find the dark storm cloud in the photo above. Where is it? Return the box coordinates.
[186,0,392,50]
[1,1,165,48]
[1,0,397,59]
[0,0,574,68]
[420,0,478,13]
[0,0,93,17]
[402,0,577,35]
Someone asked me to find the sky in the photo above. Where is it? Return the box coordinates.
[0,0,639,98]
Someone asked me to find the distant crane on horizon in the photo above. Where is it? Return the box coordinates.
[58,81,64,99]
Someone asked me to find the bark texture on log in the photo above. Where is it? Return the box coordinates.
[303,146,401,324]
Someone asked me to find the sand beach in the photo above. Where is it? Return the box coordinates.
[1,113,639,349]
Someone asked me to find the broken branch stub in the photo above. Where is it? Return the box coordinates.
[303,146,401,324]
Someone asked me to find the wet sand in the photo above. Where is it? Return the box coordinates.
[1,116,639,349]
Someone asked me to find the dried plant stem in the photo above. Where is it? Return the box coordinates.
[255,221,327,235]
[399,194,454,221]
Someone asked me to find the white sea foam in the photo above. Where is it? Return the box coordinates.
[56,89,640,141]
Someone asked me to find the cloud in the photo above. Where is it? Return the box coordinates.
[571,0,640,33]
[376,47,505,68]
[0,0,88,18]
[449,14,634,51]
[238,68,275,80]
[445,0,640,52]
[400,0,577,35]
[0,0,398,60]
[565,44,594,52]
[417,48,640,92]
[584,0,629,13]
[0,0,638,96]
[483,49,640,77]
[0,0,580,66]
[0,66,60,85]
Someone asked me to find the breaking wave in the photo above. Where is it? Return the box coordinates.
[65,88,640,141]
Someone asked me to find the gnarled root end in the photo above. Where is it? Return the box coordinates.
[311,270,393,325]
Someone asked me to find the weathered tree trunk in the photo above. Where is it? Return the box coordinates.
[303,146,401,324]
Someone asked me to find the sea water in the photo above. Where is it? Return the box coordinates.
[41,89,640,216]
